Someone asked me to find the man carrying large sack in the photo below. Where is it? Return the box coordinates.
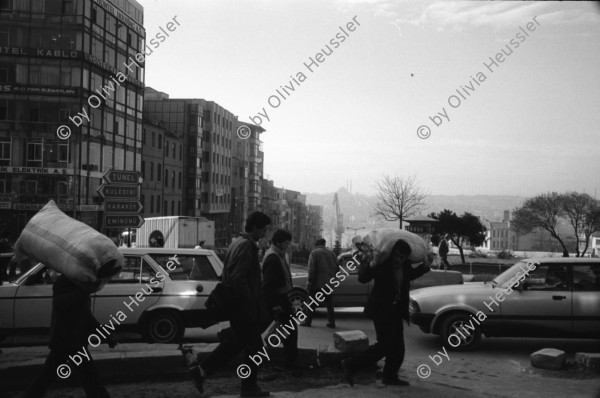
[342,229,431,387]
[25,266,120,398]
[16,200,123,397]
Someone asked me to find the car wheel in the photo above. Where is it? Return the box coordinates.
[288,289,308,315]
[142,310,184,344]
[440,313,481,351]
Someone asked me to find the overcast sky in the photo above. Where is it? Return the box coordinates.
[135,0,600,197]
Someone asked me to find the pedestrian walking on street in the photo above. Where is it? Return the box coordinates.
[261,229,298,368]
[303,238,338,328]
[438,235,451,270]
[188,212,272,398]
[25,265,120,398]
[341,239,430,387]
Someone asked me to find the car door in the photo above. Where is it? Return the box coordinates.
[92,255,164,326]
[13,264,56,329]
[497,263,572,337]
[572,263,600,337]
[333,259,370,307]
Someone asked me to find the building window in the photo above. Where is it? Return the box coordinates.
[0,99,7,120]
[142,129,146,145]
[178,172,182,189]
[172,143,176,158]
[157,195,161,213]
[151,131,155,147]
[164,168,168,187]
[179,144,182,160]
[27,141,43,166]
[150,195,154,213]
[158,134,162,149]
[141,160,145,179]
[149,162,154,180]
[157,164,161,181]
[58,143,69,163]
[171,171,175,188]
[0,140,10,166]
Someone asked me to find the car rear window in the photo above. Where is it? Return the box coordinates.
[149,253,219,281]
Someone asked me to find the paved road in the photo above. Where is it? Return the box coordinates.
[2,308,599,397]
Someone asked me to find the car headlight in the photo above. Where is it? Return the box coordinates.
[409,299,420,313]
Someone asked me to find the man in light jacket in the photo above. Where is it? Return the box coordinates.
[262,229,298,368]
[303,238,338,328]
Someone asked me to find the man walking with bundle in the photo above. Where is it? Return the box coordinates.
[303,238,338,328]
[188,212,272,398]
[341,240,430,387]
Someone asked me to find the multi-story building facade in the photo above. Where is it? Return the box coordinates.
[231,120,264,236]
[0,0,145,234]
[200,101,233,247]
[306,204,323,249]
[144,91,236,247]
[141,119,182,217]
[143,88,203,218]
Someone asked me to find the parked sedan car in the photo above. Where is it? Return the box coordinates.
[409,258,600,350]
[288,251,463,312]
[0,248,224,344]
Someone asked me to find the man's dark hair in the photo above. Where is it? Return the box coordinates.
[244,211,271,232]
[315,238,326,246]
[272,229,292,245]
[393,239,412,256]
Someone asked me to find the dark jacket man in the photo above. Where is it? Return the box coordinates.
[304,239,338,327]
[262,229,297,367]
[342,239,430,387]
[26,273,118,398]
[190,211,272,398]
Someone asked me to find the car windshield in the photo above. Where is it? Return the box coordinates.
[149,253,219,281]
[492,260,539,288]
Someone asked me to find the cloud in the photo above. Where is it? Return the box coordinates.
[336,0,599,32]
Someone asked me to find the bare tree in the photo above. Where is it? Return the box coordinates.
[372,175,427,229]
[580,197,600,256]
[512,192,570,256]
[560,192,597,257]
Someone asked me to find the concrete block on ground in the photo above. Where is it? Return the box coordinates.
[333,330,369,353]
[530,348,566,370]
[575,352,600,370]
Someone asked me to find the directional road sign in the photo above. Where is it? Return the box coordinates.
[97,184,139,199]
[105,215,145,228]
[105,200,143,213]
[103,169,141,184]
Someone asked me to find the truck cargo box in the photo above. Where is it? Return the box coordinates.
[135,216,215,248]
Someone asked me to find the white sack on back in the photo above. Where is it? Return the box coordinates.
[356,228,433,267]
[13,200,123,291]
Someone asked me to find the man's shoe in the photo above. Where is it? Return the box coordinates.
[382,377,409,386]
[326,322,336,329]
[240,387,270,397]
[341,359,354,387]
[188,365,205,394]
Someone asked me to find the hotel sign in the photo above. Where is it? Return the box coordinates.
[0,47,81,59]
